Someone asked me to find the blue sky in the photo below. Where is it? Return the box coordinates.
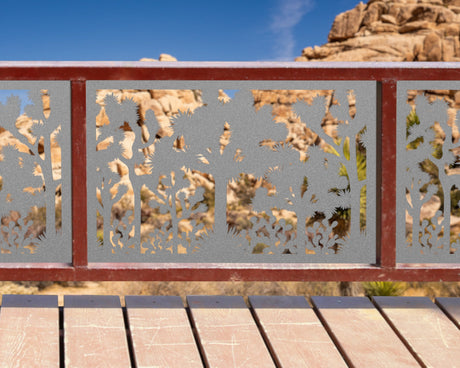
[0,0,361,62]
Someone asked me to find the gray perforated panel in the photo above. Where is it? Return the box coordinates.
[87,81,376,263]
[0,82,71,262]
[397,82,460,263]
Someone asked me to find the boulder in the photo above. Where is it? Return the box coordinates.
[362,2,387,26]
[381,14,398,24]
[419,31,443,60]
[398,20,435,33]
[158,54,177,61]
[368,21,399,33]
[442,36,459,60]
[139,58,158,62]
[328,2,367,42]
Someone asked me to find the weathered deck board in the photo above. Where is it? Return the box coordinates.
[373,296,460,368]
[311,296,420,368]
[0,294,458,367]
[0,295,59,368]
[125,296,202,368]
[436,297,460,328]
[64,295,131,368]
[187,295,275,368]
[249,295,347,368]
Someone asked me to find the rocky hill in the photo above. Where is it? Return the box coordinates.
[296,0,460,62]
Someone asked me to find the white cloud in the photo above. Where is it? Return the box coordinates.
[270,0,314,61]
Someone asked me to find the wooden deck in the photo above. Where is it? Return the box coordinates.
[0,295,457,368]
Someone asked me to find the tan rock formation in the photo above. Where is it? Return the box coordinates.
[139,54,177,62]
[295,0,460,62]
[158,53,177,61]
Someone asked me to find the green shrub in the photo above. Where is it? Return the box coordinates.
[363,281,405,296]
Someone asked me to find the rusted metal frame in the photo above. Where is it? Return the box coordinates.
[75,264,460,281]
[71,80,87,268]
[0,63,458,281]
[0,63,460,81]
[378,80,398,268]
[0,264,75,280]
[0,264,457,281]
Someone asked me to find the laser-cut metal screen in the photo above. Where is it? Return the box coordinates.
[397,82,460,263]
[0,82,71,262]
[87,81,376,263]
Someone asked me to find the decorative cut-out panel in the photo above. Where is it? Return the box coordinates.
[0,82,71,262]
[87,81,376,263]
[397,82,460,262]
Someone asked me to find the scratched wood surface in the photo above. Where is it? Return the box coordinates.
[187,295,275,368]
[0,295,459,367]
[373,296,460,368]
[249,295,347,368]
[311,296,420,368]
[436,297,460,328]
[125,296,202,368]
[0,295,59,368]
[63,295,131,368]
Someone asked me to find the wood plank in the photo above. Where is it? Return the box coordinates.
[311,296,419,368]
[436,297,460,328]
[249,296,347,368]
[125,296,202,368]
[187,295,275,368]
[373,296,460,368]
[0,295,59,368]
[64,295,131,368]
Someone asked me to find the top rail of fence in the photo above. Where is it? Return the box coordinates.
[1,61,460,80]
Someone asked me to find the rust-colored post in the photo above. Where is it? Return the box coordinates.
[378,79,398,269]
[71,80,88,268]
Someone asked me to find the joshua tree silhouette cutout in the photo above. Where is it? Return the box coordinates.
[0,89,66,253]
[294,91,369,239]
[171,89,288,242]
[251,144,350,254]
[96,94,157,250]
[146,129,207,254]
[404,95,460,254]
